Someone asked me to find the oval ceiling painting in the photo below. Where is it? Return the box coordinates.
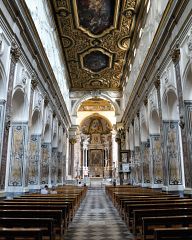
[74,0,119,37]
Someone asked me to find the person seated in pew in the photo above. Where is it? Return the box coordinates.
[40,185,49,194]
[50,186,57,194]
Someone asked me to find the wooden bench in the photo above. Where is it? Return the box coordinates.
[0,227,43,240]
[142,215,192,240]
[0,210,64,239]
[133,207,192,237]
[126,202,192,229]
[154,227,192,240]
[0,217,54,240]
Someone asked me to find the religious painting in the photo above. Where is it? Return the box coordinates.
[83,51,109,73]
[89,118,103,134]
[81,115,112,135]
[75,0,116,35]
[91,133,101,144]
[89,149,103,177]
[28,135,41,185]
[8,125,27,186]
[90,149,103,165]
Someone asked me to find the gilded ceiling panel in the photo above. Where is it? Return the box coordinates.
[52,0,140,91]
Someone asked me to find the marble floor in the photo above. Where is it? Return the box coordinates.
[64,188,135,240]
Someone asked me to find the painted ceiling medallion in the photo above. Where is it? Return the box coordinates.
[80,49,112,73]
[52,0,141,91]
[73,0,119,37]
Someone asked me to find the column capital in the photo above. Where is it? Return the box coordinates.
[10,40,21,63]
[69,138,77,144]
[171,46,180,64]
[31,74,38,90]
[143,95,148,106]
[188,28,192,52]
[44,95,49,107]
[136,111,140,118]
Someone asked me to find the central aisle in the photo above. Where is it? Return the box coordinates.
[64,188,134,240]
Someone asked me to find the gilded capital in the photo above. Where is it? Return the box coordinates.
[69,138,77,144]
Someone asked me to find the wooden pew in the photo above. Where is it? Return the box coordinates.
[0,227,43,240]
[126,202,192,229]
[0,210,64,239]
[133,208,192,237]
[154,227,192,240]
[142,215,192,240]
[0,217,54,240]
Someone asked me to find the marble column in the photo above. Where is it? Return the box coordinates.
[0,41,21,190]
[69,138,76,179]
[171,47,188,190]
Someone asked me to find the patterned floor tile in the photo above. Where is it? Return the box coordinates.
[64,189,135,240]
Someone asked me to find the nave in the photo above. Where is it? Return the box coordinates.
[64,188,134,240]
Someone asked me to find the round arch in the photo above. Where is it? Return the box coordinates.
[183,61,192,101]
[71,93,121,116]
[0,63,7,100]
[31,109,42,135]
[162,87,179,120]
[12,88,27,122]
[149,109,160,134]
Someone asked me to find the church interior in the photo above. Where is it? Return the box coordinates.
[1,0,192,239]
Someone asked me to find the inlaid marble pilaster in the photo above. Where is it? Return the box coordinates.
[184,100,192,186]
[51,147,58,185]
[40,143,51,184]
[150,134,163,185]
[163,121,182,186]
[141,141,150,184]
[0,41,21,190]
[171,46,190,188]
[134,146,142,184]
[0,100,5,165]
[57,151,62,184]
[28,135,41,186]
[8,123,28,187]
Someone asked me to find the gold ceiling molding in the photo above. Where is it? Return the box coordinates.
[52,0,141,91]
[78,98,114,111]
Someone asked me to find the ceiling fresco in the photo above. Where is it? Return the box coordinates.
[78,98,114,111]
[51,0,141,91]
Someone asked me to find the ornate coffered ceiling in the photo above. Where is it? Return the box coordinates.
[51,0,141,91]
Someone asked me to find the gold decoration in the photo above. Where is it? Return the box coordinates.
[51,0,141,91]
